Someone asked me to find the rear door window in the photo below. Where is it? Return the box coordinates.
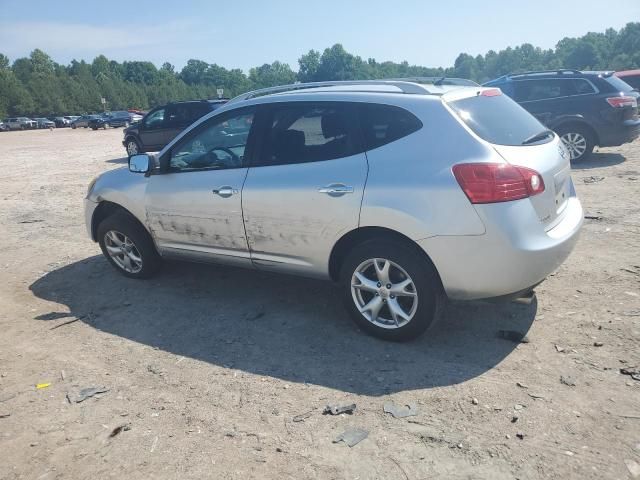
[448,92,550,146]
[358,104,423,150]
[570,79,596,95]
[514,79,571,102]
[255,102,361,166]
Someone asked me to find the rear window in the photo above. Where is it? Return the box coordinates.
[607,75,637,93]
[448,93,550,146]
[358,104,423,150]
[620,76,640,89]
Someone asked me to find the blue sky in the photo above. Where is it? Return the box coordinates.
[1,0,638,72]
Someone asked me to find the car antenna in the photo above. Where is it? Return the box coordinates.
[433,76,446,86]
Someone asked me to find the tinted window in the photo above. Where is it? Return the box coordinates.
[359,104,422,150]
[257,103,360,166]
[514,79,571,102]
[449,93,550,146]
[623,76,640,89]
[168,108,254,171]
[570,79,596,95]
[606,75,637,93]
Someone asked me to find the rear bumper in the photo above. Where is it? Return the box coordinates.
[598,118,640,147]
[419,194,583,301]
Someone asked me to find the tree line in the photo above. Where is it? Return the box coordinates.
[1,22,639,118]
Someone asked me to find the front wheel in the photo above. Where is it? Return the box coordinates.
[557,125,594,162]
[71,124,77,129]
[97,212,161,279]
[340,240,441,341]
[125,138,140,156]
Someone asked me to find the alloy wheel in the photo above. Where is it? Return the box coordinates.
[560,132,587,160]
[104,230,143,273]
[126,141,138,156]
[350,258,418,329]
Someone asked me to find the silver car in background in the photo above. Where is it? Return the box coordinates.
[85,80,583,341]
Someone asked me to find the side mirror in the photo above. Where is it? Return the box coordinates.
[129,154,151,174]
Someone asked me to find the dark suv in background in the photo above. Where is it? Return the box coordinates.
[123,99,227,156]
[485,70,640,161]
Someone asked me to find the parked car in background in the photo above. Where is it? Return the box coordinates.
[614,70,640,91]
[89,111,133,130]
[87,80,583,341]
[33,117,56,129]
[129,112,144,123]
[50,116,71,128]
[484,70,640,161]
[71,115,102,129]
[4,117,37,130]
[0,121,9,132]
[123,99,227,156]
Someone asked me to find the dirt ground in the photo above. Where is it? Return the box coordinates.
[0,127,638,480]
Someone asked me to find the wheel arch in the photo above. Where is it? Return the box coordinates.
[124,134,143,152]
[91,201,151,244]
[328,226,444,291]
[552,119,600,146]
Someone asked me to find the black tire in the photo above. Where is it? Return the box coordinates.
[340,240,441,342]
[97,211,161,279]
[91,126,98,131]
[556,124,595,163]
[71,124,76,129]
[125,137,141,157]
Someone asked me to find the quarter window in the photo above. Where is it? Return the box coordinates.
[168,108,255,172]
[358,104,423,150]
[257,103,360,166]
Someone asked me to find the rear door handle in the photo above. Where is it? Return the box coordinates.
[318,184,354,197]
[212,186,238,198]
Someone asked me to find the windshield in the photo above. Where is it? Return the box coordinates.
[448,92,551,146]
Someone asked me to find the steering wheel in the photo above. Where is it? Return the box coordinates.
[210,147,241,167]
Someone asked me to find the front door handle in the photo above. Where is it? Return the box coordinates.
[318,183,354,197]
[212,186,238,198]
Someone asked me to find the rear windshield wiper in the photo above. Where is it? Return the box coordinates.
[522,129,555,145]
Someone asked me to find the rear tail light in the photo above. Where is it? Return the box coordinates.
[606,96,637,108]
[452,163,545,204]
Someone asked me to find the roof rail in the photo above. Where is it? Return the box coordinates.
[508,69,582,78]
[228,80,433,103]
[389,76,480,86]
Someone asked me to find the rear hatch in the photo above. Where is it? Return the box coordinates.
[444,88,572,230]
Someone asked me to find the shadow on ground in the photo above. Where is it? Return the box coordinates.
[30,256,537,395]
[105,156,128,164]
[571,152,625,170]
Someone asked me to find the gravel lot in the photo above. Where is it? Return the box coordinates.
[0,127,639,479]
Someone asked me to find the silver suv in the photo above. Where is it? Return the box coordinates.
[85,80,583,341]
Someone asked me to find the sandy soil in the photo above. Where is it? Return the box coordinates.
[0,127,639,479]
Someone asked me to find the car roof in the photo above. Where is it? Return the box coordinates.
[487,69,614,83]
[224,79,482,108]
[615,69,640,77]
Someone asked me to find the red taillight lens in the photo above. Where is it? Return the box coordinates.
[606,96,637,108]
[452,163,545,204]
[480,88,502,97]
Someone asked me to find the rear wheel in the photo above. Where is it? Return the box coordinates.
[557,124,594,162]
[340,240,441,341]
[97,212,161,279]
